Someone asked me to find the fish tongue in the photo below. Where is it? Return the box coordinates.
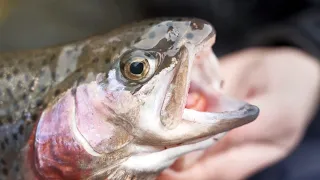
[185,92,207,112]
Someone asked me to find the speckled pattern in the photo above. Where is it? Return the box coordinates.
[0,18,169,179]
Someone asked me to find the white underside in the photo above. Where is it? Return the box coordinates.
[121,132,225,173]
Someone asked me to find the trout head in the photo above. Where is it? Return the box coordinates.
[25,18,259,180]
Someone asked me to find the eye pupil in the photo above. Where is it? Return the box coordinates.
[130,61,144,75]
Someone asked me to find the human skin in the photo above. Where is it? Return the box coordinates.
[157,47,320,180]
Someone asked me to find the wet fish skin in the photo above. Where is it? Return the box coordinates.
[0,18,170,179]
[0,17,259,180]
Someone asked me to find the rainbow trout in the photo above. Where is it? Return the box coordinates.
[0,18,259,180]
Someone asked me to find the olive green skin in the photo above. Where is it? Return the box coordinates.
[0,18,169,179]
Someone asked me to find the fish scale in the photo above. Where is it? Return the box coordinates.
[0,47,110,179]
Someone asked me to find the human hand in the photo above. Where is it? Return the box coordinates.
[158,47,320,180]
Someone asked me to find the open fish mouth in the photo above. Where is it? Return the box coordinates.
[162,33,259,146]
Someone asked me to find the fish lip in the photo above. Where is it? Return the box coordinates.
[236,104,260,121]
[185,103,260,123]
[167,104,259,147]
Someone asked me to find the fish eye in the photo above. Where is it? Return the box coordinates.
[120,50,158,83]
[123,57,150,81]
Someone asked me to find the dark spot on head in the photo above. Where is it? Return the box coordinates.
[2,168,8,176]
[12,133,18,140]
[18,124,24,135]
[190,21,204,30]
[148,31,156,39]
[111,46,116,52]
[1,142,5,150]
[54,89,61,96]
[186,33,194,40]
[167,26,174,33]
[13,68,19,75]
[6,74,12,81]
[153,38,175,51]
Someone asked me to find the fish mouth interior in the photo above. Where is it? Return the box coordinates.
[185,36,221,113]
[179,37,258,144]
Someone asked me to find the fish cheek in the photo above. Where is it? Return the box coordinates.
[22,93,94,179]
[93,125,132,154]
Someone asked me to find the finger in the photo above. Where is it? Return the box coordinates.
[160,143,287,180]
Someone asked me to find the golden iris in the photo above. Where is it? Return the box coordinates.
[122,57,150,81]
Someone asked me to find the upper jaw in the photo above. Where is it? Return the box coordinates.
[136,20,259,146]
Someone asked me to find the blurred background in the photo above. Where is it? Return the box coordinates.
[2,0,319,58]
[0,0,319,179]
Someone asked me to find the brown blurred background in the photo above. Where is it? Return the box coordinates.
[0,0,143,52]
